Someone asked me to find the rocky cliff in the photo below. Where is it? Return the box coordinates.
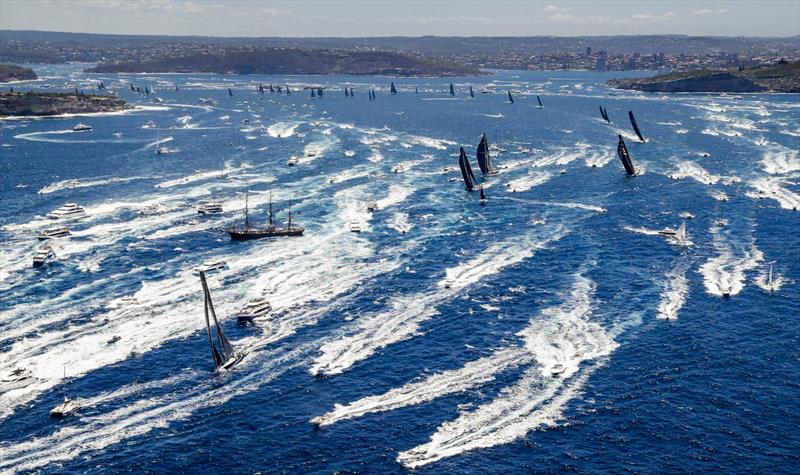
[0,64,37,82]
[0,92,130,117]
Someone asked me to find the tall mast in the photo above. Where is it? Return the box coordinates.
[268,191,273,226]
[244,191,250,229]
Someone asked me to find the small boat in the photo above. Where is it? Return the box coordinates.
[72,123,92,132]
[142,120,156,129]
[537,95,543,108]
[721,287,732,298]
[197,202,223,214]
[156,146,170,155]
[392,165,406,173]
[366,202,379,212]
[349,219,362,233]
[37,226,71,240]
[679,212,694,220]
[120,295,139,306]
[225,192,305,240]
[33,246,55,267]
[234,297,272,324]
[107,335,121,345]
[550,364,565,377]
[443,279,454,289]
[50,397,80,418]
[199,271,245,372]
[469,85,475,98]
[766,263,776,292]
[449,83,455,96]
[194,260,228,275]
[390,82,397,95]
[287,156,300,166]
[479,185,487,203]
[507,91,514,103]
[47,203,86,220]
[657,227,677,237]
[673,222,688,245]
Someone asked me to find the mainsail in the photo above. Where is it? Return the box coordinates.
[228,88,233,97]
[600,106,610,123]
[415,86,419,94]
[269,84,275,93]
[616,135,637,176]
[449,83,455,96]
[199,271,238,370]
[628,110,645,142]
[676,222,687,243]
[390,82,397,95]
[311,88,316,98]
[476,133,495,175]
[286,85,291,95]
[480,185,487,201]
[508,90,514,103]
[349,87,354,97]
[458,147,478,191]
[345,87,350,97]
[537,95,543,107]
[469,85,475,98]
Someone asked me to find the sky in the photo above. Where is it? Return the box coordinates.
[1,0,799,37]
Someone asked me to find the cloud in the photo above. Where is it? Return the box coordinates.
[692,8,728,16]
[543,5,572,13]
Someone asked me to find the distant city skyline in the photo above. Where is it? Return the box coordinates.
[1,0,799,38]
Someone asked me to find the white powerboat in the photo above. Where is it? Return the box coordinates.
[392,165,406,173]
[47,203,86,220]
[550,364,565,377]
[234,297,272,324]
[349,219,362,233]
[366,202,379,212]
[33,246,55,267]
[679,212,694,220]
[657,227,677,236]
[194,260,228,275]
[287,156,300,166]
[197,202,223,214]
[72,123,92,132]
[37,226,71,240]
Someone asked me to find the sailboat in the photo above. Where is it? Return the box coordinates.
[199,271,245,372]
[600,106,611,123]
[415,86,419,94]
[469,86,475,98]
[616,135,637,176]
[50,367,79,418]
[479,185,487,203]
[766,263,776,292]
[537,95,543,108]
[449,83,455,96]
[476,133,497,175]
[345,87,350,97]
[225,192,304,240]
[311,88,316,98]
[507,90,514,103]
[269,84,275,93]
[286,85,291,95]
[349,87,354,97]
[458,147,478,191]
[674,221,688,245]
[390,82,397,95]
[318,87,324,97]
[228,88,233,97]
[628,110,645,142]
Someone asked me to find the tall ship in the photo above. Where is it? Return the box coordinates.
[225,192,304,240]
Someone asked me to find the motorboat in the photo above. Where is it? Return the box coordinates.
[550,364,565,377]
[366,202,379,212]
[37,226,71,240]
[142,120,156,129]
[50,397,80,418]
[33,246,55,267]
[679,212,694,220]
[47,203,86,220]
[657,227,677,236]
[349,219,362,233]
[194,260,228,275]
[287,156,300,166]
[234,297,272,324]
[156,146,171,155]
[107,335,121,345]
[197,202,223,214]
[392,165,406,173]
[72,123,92,132]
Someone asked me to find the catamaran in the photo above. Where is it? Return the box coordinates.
[476,133,497,175]
[616,135,637,176]
[199,271,245,372]
[37,226,71,240]
[458,147,478,191]
[47,203,86,219]
[629,110,645,142]
[235,297,272,324]
[225,192,304,240]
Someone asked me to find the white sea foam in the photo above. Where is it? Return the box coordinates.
[669,161,721,185]
[761,142,800,175]
[38,176,145,194]
[267,121,302,138]
[657,258,690,320]
[746,177,800,211]
[700,226,763,297]
[504,171,554,192]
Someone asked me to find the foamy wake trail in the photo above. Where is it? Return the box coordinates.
[670,161,721,185]
[267,121,302,138]
[761,142,800,175]
[155,162,251,188]
[531,148,581,168]
[657,258,690,320]
[754,266,786,292]
[746,177,800,211]
[310,227,568,376]
[700,226,763,297]
[38,176,144,194]
[388,212,413,233]
[311,347,532,426]
[504,171,553,192]
[399,275,620,468]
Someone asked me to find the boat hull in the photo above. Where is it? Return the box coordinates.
[226,228,304,240]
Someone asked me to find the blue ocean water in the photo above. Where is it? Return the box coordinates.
[1,64,798,474]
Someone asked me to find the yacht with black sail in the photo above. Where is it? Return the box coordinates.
[616,135,637,176]
[458,147,478,191]
[225,192,304,240]
[199,271,245,372]
[476,133,498,176]
[628,110,646,142]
